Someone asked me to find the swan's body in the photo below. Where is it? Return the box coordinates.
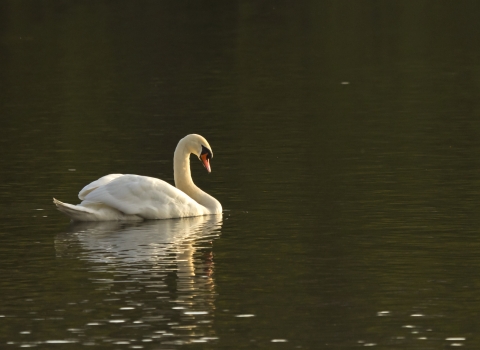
[54,134,222,221]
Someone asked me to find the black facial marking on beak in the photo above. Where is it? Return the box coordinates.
[201,145,212,161]
[200,145,212,173]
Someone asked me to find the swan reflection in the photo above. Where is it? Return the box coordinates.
[55,215,222,345]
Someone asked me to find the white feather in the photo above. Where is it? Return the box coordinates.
[80,175,204,219]
[78,174,123,200]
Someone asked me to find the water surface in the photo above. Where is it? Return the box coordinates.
[1,1,480,349]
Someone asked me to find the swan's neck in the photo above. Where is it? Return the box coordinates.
[173,141,221,213]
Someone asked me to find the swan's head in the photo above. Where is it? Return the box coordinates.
[181,134,214,173]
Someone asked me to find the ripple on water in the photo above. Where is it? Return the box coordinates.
[9,216,225,347]
[108,319,126,323]
[44,340,78,344]
[183,311,208,315]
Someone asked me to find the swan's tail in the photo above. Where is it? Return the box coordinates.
[53,198,98,222]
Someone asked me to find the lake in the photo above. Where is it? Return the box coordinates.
[1,1,480,349]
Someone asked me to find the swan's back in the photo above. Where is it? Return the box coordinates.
[79,175,208,220]
[78,174,123,200]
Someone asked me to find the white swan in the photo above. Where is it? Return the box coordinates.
[53,134,222,221]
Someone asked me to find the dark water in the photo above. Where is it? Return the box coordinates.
[1,1,480,348]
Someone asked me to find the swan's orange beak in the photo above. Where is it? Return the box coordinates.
[200,153,211,173]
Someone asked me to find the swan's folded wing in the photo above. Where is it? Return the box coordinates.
[80,174,204,219]
[78,174,124,200]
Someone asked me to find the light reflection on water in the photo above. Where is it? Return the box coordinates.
[23,215,222,348]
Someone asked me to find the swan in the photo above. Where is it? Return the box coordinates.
[53,134,222,221]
